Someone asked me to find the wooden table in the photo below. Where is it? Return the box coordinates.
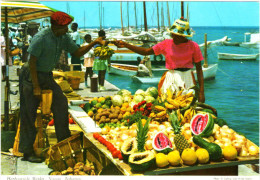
[83,133,259,176]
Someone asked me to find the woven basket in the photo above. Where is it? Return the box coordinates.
[68,76,81,90]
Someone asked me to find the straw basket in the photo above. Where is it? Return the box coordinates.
[68,76,81,90]
[41,90,53,115]
[66,71,85,83]
[45,132,85,171]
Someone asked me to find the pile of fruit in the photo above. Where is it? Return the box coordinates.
[49,161,95,175]
[80,86,259,172]
[94,46,115,60]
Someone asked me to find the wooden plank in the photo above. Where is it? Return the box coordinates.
[84,133,259,175]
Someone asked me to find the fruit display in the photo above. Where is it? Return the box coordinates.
[79,86,259,172]
[94,45,115,60]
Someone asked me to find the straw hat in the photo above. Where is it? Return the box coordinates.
[167,17,195,37]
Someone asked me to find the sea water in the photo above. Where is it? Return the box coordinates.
[99,26,259,145]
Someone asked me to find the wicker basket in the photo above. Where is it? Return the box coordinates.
[68,76,81,90]
[45,132,85,171]
[66,71,85,83]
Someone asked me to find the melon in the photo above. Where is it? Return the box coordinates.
[190,113,214,137]
[152,132,173,154]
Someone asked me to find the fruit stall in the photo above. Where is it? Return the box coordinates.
[56,87,259,175]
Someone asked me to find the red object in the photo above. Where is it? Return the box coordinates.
[112,150,120,158]
[118,152,123,160]
[141,100,146,105]
[93,133,100,140]
[51,11,73,26]
[108,145,116,153]
[69,118,76,124]
[137,102,141,107]
[146,102,152,107]
[140,107,144,111]
[48,119,54,126]
[133,104,138,110]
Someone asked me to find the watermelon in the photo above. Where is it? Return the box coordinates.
[152,132,173,154]
[190,113,214,137]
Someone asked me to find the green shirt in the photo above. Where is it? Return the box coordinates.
[27,28,78,72]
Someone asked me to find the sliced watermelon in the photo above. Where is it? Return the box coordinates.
[190,113,214,137]
[152,132,173,154]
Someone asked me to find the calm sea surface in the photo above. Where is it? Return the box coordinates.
[97,26,259,145]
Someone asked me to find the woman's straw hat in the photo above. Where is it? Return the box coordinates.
[167,17,195,37]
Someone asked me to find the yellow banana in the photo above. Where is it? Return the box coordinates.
[185,91,194,97]
[165,102,175,110]
[154,105,166,111]
[176,89,183,97]
[167,98,179,108]
[166,88,173,99]
[156,110,166,118]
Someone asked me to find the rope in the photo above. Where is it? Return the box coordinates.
[217,67,249,87]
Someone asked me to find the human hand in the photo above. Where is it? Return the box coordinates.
[33,85,42,100]
[113,40,127,48]
[94,37,106,46]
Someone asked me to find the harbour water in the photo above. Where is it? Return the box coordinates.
[103,26,259,145]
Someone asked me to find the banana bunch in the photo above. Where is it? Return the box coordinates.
[182,107,196,124]
[94,46,115,60]
[164,88,194,110]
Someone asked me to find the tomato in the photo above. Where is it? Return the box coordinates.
[69,118,76,124]
[48,119,54,126]
[108,145,116,152]
[93,133,100,140]
[118,152,123,160]
[112,150,119,158]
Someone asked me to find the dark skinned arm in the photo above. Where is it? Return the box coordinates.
[29,55,41,99]
[113,40,154,55]
[195,61,205,103]
[72,37,104,57]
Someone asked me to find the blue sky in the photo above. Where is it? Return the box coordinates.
[40,1,259,28]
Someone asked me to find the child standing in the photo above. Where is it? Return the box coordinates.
[83,34,94,87]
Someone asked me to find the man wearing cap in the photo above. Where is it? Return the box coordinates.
[114,17,205,103]
[19,11,104,163]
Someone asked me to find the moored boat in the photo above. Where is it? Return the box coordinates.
[218,53,258,60]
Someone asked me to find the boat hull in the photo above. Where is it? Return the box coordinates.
[218,53,258,60]
[108,63,137,76]
[132,63,218,84]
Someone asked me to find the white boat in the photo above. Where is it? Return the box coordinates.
[218,53,258,61]
[109,62,217,84]
[108,63,138,76]
[239,33,260,49]
[193,64,218,81]
[108,63,166,76]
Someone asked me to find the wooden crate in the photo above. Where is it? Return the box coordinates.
[45,132,86,171]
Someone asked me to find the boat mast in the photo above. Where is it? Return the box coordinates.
[127,2,130,31]
[120,2,124,34]
[103,6,105,29]
[181,1,184,17]
[203,34,208,68]
[143,1,148,32]
[161,3,164,30]
[84,10,85,29]
[134,2,138,30]
[157,2,160,32]
[99,2,102,30]
[187,3,189,22]
[167,2,171,27]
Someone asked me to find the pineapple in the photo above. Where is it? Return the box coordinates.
[136,118,150,152]
[169,111,190,155]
